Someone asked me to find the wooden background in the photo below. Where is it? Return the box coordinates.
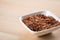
[0,0,60,40]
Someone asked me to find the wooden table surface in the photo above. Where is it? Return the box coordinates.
[0,0,60,40]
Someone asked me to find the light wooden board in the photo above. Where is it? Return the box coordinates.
[0,0,60,40]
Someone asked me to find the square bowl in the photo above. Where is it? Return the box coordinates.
[19,10,60,36]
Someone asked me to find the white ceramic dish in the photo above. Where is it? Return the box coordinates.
[19,10,60,36]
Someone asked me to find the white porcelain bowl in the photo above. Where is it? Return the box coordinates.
[19,10,60,36]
